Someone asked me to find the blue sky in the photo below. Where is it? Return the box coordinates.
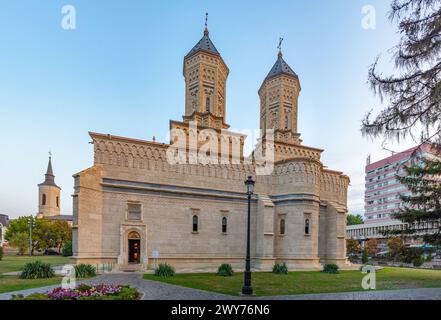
[0,0,416,218]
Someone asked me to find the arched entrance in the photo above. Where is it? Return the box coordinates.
[128,231,141,264]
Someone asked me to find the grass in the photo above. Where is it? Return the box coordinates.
[143,267,441,296]
[0,275,63,294]
[0,255,69,274]
[0,255,70,294]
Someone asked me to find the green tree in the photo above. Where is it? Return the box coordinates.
[6,216,72,254]
[362,248,369,264]
[8,232,29,255]
[362,0,441,144]
[388,159,441,244]
[347,214,364,226]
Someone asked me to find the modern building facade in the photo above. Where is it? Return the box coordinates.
[71,24,350,271]
[364,143,438,224]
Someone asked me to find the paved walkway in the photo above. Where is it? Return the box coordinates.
[1,273,441,300]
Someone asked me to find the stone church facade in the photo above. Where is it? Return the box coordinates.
[71,25,350,271]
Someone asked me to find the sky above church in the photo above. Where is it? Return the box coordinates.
[0,0,418,219]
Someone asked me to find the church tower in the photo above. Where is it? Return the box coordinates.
[182,15,230,130]
[259,45,301,145]
[37,155,61,218]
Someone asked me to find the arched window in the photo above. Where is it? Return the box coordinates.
[222,217,227,233]
[280,219,285,235]
[56,196,59,208]
[192,215,199,232]
[305,219,310,235]
[206,96,211,112]
[42,194,46,206]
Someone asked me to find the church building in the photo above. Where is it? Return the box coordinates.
[71,23,350,271]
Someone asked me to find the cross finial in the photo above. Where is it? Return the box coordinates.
[204,12,209,35]
[277,37,283,57]
[48,150,52,159]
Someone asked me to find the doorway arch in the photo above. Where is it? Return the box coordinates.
[128,231,141,264]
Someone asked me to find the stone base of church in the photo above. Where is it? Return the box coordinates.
[70,255,339,272]
[320,258,353,270]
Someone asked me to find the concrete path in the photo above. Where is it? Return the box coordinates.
[1,273,441,300]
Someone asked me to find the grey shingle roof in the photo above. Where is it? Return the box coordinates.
[265,53,297,80]
[38,157,60,188]
[185,29,220,58]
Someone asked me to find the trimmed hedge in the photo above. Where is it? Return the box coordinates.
[272,263,288,275]
[217,264,234,276]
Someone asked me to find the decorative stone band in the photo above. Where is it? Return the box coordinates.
[101,178,321,205]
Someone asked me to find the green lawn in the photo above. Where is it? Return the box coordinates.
[144,267,441,296]
[0,255,69,294]
[0,275,63,294]
[0,255,69,274]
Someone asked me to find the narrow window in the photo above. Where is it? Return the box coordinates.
[206,96,210,112]
[56,196,59,208]
[127,203,142,221]
[222,217,227,233]
[305,219,310,235]
[280,219,285,235]
[42,194,46,206]
[193,215,199,232]
[284,115,289,130]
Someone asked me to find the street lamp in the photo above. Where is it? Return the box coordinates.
[28,217,34,257]
[242,176,255,295]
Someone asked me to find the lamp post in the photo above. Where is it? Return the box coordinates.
[28,217,34,257]
[242,176,255,295]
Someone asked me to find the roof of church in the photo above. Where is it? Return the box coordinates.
[265,52,298,80]
[185,28,220,59]
[39,156,60,189]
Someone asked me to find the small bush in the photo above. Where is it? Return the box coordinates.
[0,246,3,261]
[272,263,288,274]
[20,261,54,279]
[322,264,339,274]
[62,240,73,257]
[217,264,234,276]
[412,255,425,267]
[154,263,175,277]
[75,264,96,278]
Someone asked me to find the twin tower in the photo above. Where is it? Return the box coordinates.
[179,24,301,149]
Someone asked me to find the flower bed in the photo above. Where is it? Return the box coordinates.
[11,284,140,300]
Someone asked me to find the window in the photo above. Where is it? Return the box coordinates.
[280,219,285,235]
[56,196,59,208]
[192,215,199,232]
[222,217,227,233]
[205,96,210,112]
[42,194,46,206]
[305,219,310,235]
[127,203,142,221]
[284,115,289,130]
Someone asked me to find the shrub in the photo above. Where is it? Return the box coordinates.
[154,263,175,277]
[272,263,288,275]
[74,264,96,278]
[0,246,3,261]
[412,255,425,267]
[217,264,234,276]
[62,240,73,257]
[322,264,339,274]
[362,249,369,264]
[20,261,54,279]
